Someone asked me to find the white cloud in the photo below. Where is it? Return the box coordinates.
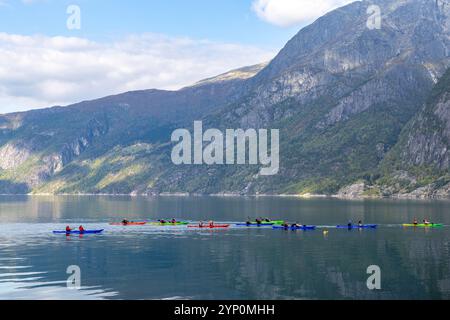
[0,33,276,114]
[252,0,355,27]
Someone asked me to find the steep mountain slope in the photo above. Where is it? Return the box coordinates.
[377,68,450,198]
[0,63,265,193]
[0,0,449,196]
[144,0,450,195]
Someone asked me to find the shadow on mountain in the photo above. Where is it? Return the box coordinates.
[0,180,30,194]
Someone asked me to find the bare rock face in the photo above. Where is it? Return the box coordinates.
[0,142,32,170]
[434,182,450,198]
[401,92,450,169]
[379,68,450,198]
[237,0,450,129]
[337,183,366,198]
[396,182,450,199]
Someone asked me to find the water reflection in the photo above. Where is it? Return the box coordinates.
[0,196,449,299]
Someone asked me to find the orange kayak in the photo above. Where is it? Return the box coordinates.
[109,221,146,226]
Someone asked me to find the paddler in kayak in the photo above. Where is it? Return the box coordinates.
[255,218,262,225]
[158,219,167,224]
[122,219,129,225]
[171,218,177,224]
[78,225,85,233]
[208,221,214,227]
[423,219,430,226]
[358,220,363,227]
[413,218,418,226]
[65,226,72,233]
[347,220,353,228]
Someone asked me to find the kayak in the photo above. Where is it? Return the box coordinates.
[53,229,104,234]
[236,223,274,227]
[403,223,443,228]
[188,224,230,229]
[149,222,189,226]
[250,220,284,225]
[273,225,316,230]
[110,222,146,226]
[336,224,377,229]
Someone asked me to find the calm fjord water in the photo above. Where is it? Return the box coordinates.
[0,195,449,300]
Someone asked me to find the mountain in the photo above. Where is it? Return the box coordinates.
[0,0,449,197]
[0,62,265,194]
[376,68,450,198]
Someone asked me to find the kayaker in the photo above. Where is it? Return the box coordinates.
[423,219,430,225]
[171,218,177,224]
[358,220,363,227]
[256,218,262,225]
[347,220,353,228]
[159,219,166,224]
[209,221,214,227]
[65,226,72,233]
[122,219,129,225]
[199,221,204,227]
[79,225,85,233]
[413,218,418,226]
[264,218,271,222]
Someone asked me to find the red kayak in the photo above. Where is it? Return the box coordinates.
[188,224,230,229]
[109,221,146,226]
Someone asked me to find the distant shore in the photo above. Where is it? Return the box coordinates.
[0,192,449,201]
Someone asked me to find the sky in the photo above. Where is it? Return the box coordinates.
[0,0,354,113]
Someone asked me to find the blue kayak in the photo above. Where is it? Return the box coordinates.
[336,225,377,229]
[273,225,316,230]
[53,229,104,234]
[236,223,274,227]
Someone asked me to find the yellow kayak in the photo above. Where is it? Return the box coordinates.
[402,223,443,228]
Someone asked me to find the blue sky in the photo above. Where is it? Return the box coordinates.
[0,0,353,113]
[0,0,300,48]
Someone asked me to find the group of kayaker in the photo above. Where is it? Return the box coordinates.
[198,221,216,227]
[279,222,307,228]
[412,218,432,226]
[65,225,85,233]
[347,220,364,228]
[158,218,178,224]
[245,217,272,225]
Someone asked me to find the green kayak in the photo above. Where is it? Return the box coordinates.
[149,221,189,226]
[250,220,284,225]
[403,223,443,228]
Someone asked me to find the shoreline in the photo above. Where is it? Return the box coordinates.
[0,192,449,201]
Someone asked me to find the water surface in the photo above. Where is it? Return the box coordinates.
[0,195,449,300]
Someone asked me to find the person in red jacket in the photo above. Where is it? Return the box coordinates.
[79,225,85,233]
[65,226,72,233]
